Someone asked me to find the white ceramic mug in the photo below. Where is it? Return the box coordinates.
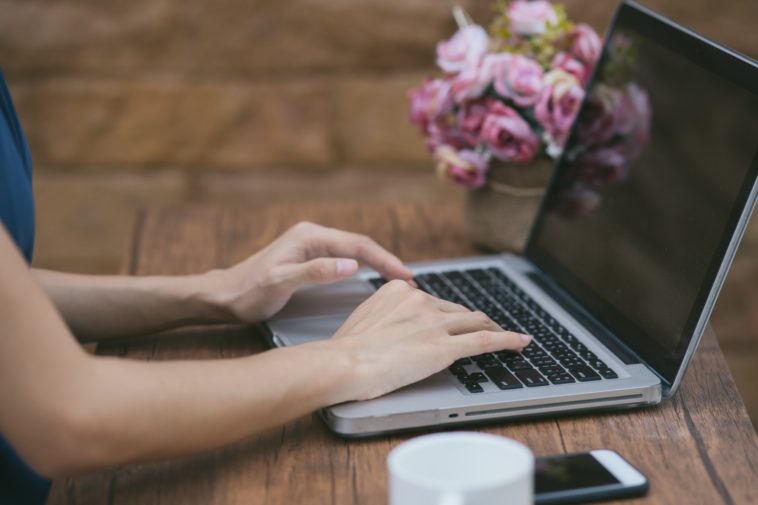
[388,432,534,505]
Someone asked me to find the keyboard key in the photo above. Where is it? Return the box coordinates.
[467,269,490,281]
[538,365,565,375]
[515,369,549,387]
[427,267,614,392]
[563,334,579,345]
[531,357,557,367]
[368,277,387,289]
[471,353,493,361]
[548,374,576,384]
[558,356,584,366]
[568,365,601,382]
[449,364,466,376]
[579,351,598,361]
[588,360,608,370]
[465,372,488,383]
[506,361,534,372]
[599,368,618,379]
[472,354,499,368]
[521,343,541,356]
[543,341,569,352]
[541,340,564,350]
[483,366,523,390]
[465,382,484,393]
[573,343,589,353]
[495,350,520,361]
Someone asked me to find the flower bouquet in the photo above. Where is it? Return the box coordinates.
[409,1,648,251]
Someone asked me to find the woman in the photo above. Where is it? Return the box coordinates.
[0,69,530,503]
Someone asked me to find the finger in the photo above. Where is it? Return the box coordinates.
[347,280,409,322]
[335,279,415,336]
[310,228,414,281]
[448,330,532,357]
[427,295,470,314]
[443,311,502,335]
[279,257,359,290]
[396,286,469,315]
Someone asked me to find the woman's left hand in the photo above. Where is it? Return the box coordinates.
[204,221,414,324]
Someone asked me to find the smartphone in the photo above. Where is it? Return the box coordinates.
[535,450,649,505]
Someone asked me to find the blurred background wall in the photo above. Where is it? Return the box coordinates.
[1,0,757,424]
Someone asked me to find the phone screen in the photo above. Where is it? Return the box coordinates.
[535,453,620,494]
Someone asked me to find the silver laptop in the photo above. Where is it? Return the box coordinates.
[265,1,758,437]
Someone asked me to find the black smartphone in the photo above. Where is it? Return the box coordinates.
[535,450,649,505]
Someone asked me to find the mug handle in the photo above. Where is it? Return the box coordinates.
[438,492,465,505]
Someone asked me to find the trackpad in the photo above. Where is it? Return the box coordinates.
[269,315,348,346]
[266,279,373,346]
[271,279,373,320]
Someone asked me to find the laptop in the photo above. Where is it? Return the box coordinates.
[265,1,758,437]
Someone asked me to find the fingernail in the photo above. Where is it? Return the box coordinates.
[520,334,532,346]
[407,279,418,288]
[336,259,358,276]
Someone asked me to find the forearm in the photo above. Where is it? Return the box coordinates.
[6,239,355,478]
[33,269,230,342]
[20,341,352,477]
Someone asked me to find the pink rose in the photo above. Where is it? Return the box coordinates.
[576,146,630,184]
[480,101,540,163]
[568,24,602,64]
[557,185,602,218]
[426,120,471,152]
[436,25,489,74]
[552,52,590,85]
[613,83,652,150]
[450,53,509,103]
[577,83,651,155]
[491,54,545,107]
[457,99,491,146]
[507,1,558,37]
[535,69,585,156]
[576,84,619,147]
[434,145,489,188]
[408,78,454,131]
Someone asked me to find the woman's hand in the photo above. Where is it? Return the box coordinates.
[205,221,415,324]
[312,279,532,403]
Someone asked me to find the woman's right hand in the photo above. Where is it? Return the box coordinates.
[317,279,532,403]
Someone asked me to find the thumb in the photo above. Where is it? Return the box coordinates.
[286,257,359,288]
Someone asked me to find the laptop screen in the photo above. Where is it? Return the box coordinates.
[526,4,758,384]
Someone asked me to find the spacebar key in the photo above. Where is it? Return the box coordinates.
[483,367,523,390]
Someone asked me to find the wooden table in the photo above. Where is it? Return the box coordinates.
[49,203,758,504]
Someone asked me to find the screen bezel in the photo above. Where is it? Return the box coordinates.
[524,0,758,386]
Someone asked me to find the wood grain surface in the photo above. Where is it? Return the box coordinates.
[48,203,758,505]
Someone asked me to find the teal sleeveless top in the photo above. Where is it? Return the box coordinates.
[0,69,50,504]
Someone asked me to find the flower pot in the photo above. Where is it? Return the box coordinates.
[464,158,554,253]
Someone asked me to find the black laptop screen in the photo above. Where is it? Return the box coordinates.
[526,4,758,383]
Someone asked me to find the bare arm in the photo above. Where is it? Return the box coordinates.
[32,269,228,342]
[33,222,417,343]
[1,225,530,478]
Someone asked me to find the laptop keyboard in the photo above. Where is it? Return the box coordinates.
[368,268,618,394]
